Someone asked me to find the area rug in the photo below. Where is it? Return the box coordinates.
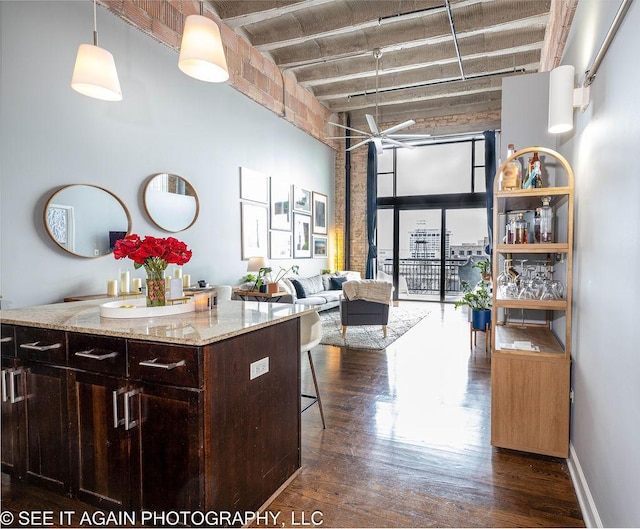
[319,305,431,350]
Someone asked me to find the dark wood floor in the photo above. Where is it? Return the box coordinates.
[1,302,584,528]
[273,302,584,528]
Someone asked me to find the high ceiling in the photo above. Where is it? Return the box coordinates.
[207,0,564,136]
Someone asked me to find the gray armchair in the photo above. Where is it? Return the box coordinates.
[340,299,390,338]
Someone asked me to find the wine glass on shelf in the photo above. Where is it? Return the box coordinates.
[497,258,518,299]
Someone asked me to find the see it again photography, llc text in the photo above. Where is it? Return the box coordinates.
[1,509,324,527]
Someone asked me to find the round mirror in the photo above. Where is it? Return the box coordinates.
[44,184,131,258]
[143,173,199,232]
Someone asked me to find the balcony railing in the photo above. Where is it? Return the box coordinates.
[379,257,483,297]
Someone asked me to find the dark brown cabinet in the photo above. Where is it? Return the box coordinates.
[1,326,71,494]
[131,382,204,512]
[68,335,205,513]
[1,325,22,476]
[69,370,132,509]
[2,315,301,517]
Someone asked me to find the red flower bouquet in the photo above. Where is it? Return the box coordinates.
[114,234,192,306]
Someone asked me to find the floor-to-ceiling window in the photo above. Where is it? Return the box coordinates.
[377,136,490,302]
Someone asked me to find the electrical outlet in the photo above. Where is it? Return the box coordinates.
[250,357,269,380]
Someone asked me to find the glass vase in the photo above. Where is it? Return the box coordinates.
[146,268,166,307]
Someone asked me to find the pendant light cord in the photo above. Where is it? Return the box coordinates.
[92,0,98,46]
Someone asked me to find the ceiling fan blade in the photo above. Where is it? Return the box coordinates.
[382,137,415,150]
[365,114,379,134]
[326,135,370,140]
[346,138,372,152]
[328,121,371,137]
[380,119,416,135]
[372,137,383,154]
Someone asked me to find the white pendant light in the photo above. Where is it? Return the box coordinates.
[178,2,229,83]
[71,0,122,101]
[548,65,574,134]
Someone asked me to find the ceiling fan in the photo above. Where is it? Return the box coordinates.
[328,49,431,154]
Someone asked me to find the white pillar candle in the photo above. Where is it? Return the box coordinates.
[183,274,191,288]
[165,276,171,291]
[174,267,182,279]
[169,278,183,300]
[131,277,142,293]
[107,279,118,296]
[119,270,130,294]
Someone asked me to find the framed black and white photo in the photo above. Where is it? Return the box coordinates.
[293,186,312,213]
[241,202,268,260]
[293,213,311,258]
[239,167,269,204]
[270,230,292,259]
[270,180,291,230]
[312,235,328,258]
[312,192,327,234]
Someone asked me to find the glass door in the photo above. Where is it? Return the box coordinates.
[399,209,443,302]
[379,207,488,302]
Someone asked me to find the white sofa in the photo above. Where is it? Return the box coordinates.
[278,271,362,311]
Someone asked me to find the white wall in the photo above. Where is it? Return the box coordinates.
[557,0,640,526]
[0,1,335,309]
[503,2,640,526]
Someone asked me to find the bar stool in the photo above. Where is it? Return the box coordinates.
[300,311,326,428]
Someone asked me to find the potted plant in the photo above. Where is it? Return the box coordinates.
[250,266,272,292]
[454,279,492,331]
[472,258,491,283]
[265,264,300,293]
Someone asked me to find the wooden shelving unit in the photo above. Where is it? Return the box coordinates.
[490,146,573,458]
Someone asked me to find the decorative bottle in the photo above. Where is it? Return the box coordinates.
[532,152,543,188]
[523,152,541,189]
[514,212,528,244]
[499,144,522,191]
[540,197,553,242]
[533,208,541,243]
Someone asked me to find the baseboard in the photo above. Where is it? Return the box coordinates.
[568,443,603,528]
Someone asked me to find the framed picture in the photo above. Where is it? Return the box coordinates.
[239,167,268,204]
[312,235,328,258]
[270,231,292,259]
[293,213,311,258]
[312,192,327,234]
[293,186,312,213]
[270,180,291,231]
[241,202,268,260]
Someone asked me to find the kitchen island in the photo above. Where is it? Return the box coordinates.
[0,299,311,522]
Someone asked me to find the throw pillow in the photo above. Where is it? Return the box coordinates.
[290,279,307,299]
[308,274,324,293]
[280,278,295,297]
[330,276,348,290]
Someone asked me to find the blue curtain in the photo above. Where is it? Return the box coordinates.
[483,131,497,256]
[366,142,377,279]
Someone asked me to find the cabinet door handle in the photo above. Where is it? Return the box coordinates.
[124,389,139,431]
[75,349,119,361]
[1,369,8,402]
[0,336,13,343]
[9,368,24,404]
[112,388,126,428]
[139,358,186,370]
[20,341,62,351]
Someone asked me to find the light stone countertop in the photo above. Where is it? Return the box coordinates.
[0,299,314,346]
